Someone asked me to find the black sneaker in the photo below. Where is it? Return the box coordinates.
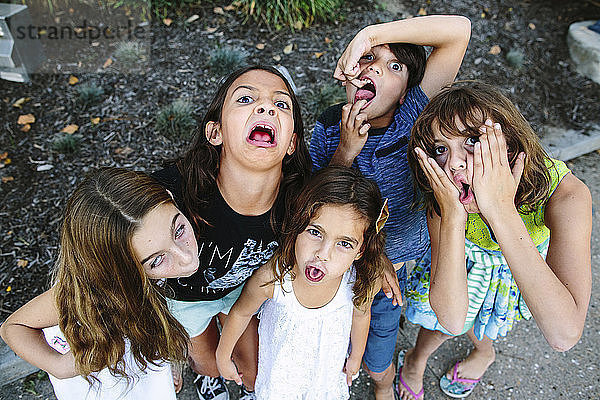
[239,385,256,400]
[193,374,230,400]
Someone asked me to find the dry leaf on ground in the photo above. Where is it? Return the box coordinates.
[489,45,502,55]
[20,124,31,132]
[163,18,173,26]
[12,97,31,108]
[17,259,28,267]
[2,176,14,183]
[61,124,79,134]
[283,44,293,54]
[273,55,281,62]
[103,58,113,68]
[69,75,79,85]
[324,37,332,44]
[213,7,224,15]
[418,7,427,16]
[314,52,325,59]
[186,15,199,23]
[91,117,100,124]
[528,23,536,30]
[17,114,35,124]
[256,43,265,50]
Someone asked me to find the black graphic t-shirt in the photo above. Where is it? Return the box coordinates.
[153,166,282,301]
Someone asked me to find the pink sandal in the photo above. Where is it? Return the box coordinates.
[439,362,481,398]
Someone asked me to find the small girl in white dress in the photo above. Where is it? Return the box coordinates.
[216,166,392,400]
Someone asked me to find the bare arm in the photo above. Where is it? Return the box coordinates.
[216,264,274,384]
[473,122,592,351]
[413,147,469,333]
[344,301,372,386]
[486,173,592,351]
[0,288,78,379]
[334,15,471,98]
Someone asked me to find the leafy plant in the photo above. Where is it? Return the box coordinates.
[207,47,248,78]
[305,82,346,113]
[52,134,82,154]
[236,0,344,30]
[155,99,197,138]
[76,83,104,106]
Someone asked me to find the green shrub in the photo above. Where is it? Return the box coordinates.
[506,49,525,69]
[52,134,82,154]
[237,0,344,30]
[207,47,248,78]
[114,41,147,69]
[76,83,104,106]
[305,82,346,113]
[156,99,197,138]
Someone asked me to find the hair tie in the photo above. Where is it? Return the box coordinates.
[376,198,389,234]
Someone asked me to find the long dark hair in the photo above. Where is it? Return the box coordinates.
[176,65,311,234]
[272,166,388,309]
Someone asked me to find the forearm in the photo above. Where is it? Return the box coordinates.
[329,146,356,167]
[488,210,585,350]
[0,324,77,378]
[216,311,253,361]
[429,215,469,334]
[348,306,370,360]
[362,15,470,50]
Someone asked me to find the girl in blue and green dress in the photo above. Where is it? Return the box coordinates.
[395,82,592,400]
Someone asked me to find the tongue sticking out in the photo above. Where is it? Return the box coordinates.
[305,266,325,283]
[355,82,376,102]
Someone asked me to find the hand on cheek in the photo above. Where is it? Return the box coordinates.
[415,147,466,222]
[471,119,525,220]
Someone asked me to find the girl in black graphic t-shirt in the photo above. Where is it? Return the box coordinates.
[154,65,311,398]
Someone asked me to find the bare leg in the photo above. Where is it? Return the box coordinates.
[187,317,221,376]
[218,313,259,391]
[363,362,396,400]
[445,328,495,380]
[397,327,451,400]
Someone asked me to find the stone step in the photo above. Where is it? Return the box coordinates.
[541,125,600,161]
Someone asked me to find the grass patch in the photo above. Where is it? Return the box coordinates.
[236,0,345,30]
[207,47,248,79]
[114,41,147,70]
[76,83,104,106]
[156,99,197,138]
[52,134,82,154]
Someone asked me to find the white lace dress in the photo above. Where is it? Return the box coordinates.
[255,267,355,400]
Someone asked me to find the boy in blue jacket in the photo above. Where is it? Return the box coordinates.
[310,15,471,400]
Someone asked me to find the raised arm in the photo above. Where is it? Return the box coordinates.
[0,288,78,379]
[216,264,274,384]
[334,15,471,98]
[473,123,592,351]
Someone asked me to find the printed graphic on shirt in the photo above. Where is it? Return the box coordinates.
[175,239,278,294]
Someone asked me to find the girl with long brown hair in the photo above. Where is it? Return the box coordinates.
[396,82,592,399]
[215,166,389,399]
[0,167,198,399]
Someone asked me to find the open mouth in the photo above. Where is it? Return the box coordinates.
[354,78,376,106]
[247,123,276,147]
[305,265,325,283]
[459,182,474,205]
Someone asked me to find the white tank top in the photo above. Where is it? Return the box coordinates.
[255,266,355,400]
[42,326,176,400]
